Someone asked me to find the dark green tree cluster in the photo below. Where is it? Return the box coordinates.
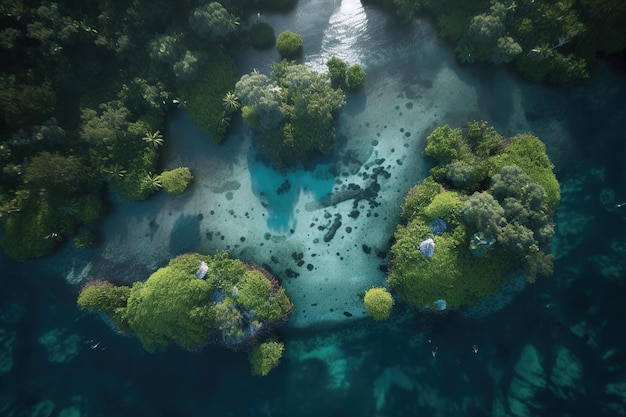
[372,0,626,85]
[326,56,366,91]
[388,121,559,310]
[0,0,275,261]
[77,252,293,374]
[235,61,346,167]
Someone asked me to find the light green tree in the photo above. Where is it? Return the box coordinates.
[275,30,303,56]
[249,341,285,376]
[364,287,394,320]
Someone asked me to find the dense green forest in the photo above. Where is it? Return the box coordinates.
[0,0,293,260]
[1,0,624,261]
[367,0,626,85]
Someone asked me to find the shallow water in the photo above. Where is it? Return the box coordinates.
[2,0,626,415]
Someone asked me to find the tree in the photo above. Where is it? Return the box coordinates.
[222,91,240,113]
[363,287,394,320]
[275,30,303,56]
[492,36,522,64]
[463,191,505,240]
[143,173,162,191]
[23,152,87,195]
[189,2,239,42]
[142,130,164,149]
[160,167,193,195]
[326,56,347,88]
[249,341,284,376]
[173,50,206,82]
[346,64,365,90]
[424,125,466,164]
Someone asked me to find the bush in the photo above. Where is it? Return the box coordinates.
[424,125,467,164]
[346,64,365,91]
[249,341,284,376]
[363,287,394,320]
[326,56,347,88]
[250,22,275,49]
[77,281,130,312]
[276,30,303,57]
[423,191,464,224]
[160,167,193,195]
[401,177,443,222]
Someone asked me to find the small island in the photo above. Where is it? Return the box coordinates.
[388,121,560,311]
[77,252,293,375]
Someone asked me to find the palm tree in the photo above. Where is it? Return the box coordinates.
[58,198,80,217]
[0,200,20,219]
[227,17,240,33]
[143,173,162,191]
[143,130,164,149]
[104,164,127,182]
[222,91,240,113]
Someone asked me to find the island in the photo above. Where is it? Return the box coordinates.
[77,252,293,375]
[387,121,560,310]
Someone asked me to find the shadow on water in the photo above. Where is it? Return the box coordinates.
[169,213,202,254]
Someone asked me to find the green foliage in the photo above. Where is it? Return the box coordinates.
[236,270,292,322]
[76,194,105,224]
[491,134,560,214]
[77,281,131,313]
[401,177,443,221]
[177,59,238,143]
[249,341,284,376]
[88,252,295,352]
[73,226,97,249]
[0,192,61,261]
[160,167,193,195]
[363,287,394,320]
[346,64,366,91]
[249,23,275,49]
[276,30,303,57]
[389,121,560,310]
[423,191,464,224]
[424,125,466,165]
[189,2,239,42]
[326,56,348,88]
[23,152,88,195]
[235,62,345,167]
[374,0,621,86]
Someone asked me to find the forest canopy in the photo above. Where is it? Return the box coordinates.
[369,0,626,85]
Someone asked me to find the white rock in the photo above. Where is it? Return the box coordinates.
[419,238,435,259]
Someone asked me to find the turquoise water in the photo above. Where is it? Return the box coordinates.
[248,148,336,232]
[2,0,626,415]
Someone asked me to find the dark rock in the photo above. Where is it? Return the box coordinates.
[285,268,300,278]
[271,256,279,264]
[323,214,343,242]
[343,311,353,317]
[362,244,372,254]
[277,179,291,195]
[307,264,314,271]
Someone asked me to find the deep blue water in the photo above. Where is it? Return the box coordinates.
[3,1,626,415]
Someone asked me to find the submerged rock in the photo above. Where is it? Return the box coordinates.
[507,344,546,417]
[549,346,585,400]
[418,238,435,258]
[0,329,16,373]
[38,328,81,364]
